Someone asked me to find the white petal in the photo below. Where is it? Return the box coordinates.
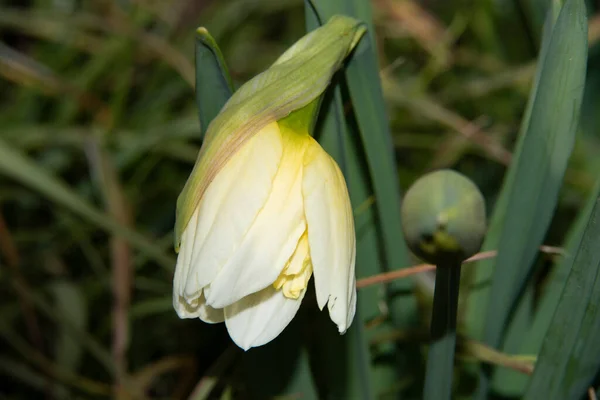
[302,138,356,333]
[173,207,200,300]
[182,122,283,300]
[204,133,308,308]
[224,286,305,351]
[173,289,224,323]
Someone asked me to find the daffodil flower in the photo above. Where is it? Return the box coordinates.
[173,16,365,350]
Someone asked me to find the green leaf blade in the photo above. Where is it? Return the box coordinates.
[525,189,600,399]
[194,28,234,137]
[465,0,576,343]
[481,0,588,350]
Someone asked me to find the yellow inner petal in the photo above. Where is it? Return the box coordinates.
[268,122,314,300]
[273,231,313,299]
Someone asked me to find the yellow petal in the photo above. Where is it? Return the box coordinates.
[273,231,313,299]
[204,129,309,308]
[302,138,356,333]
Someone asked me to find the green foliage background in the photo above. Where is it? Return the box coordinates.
[0,0,599,399]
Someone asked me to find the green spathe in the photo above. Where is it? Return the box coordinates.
[175,15,366,250]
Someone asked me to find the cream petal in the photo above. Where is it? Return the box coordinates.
[173,207,200,299]
[173,290,224,323]
[224,285,305,351]
[302,138,356,333]
[204,137,307,308]
[182,122,283,301]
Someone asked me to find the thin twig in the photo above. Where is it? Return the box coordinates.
[357,246,564,289]
[381,76,512,166]
[84,139,133,393]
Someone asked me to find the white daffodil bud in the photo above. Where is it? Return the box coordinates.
[173,16,364,350]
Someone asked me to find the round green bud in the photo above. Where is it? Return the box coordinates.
[401,169,486,265]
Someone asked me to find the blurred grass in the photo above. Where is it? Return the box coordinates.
[1,0,600,399]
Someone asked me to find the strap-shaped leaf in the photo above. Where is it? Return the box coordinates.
[524,188,600,399]
[466,0,575,343]
[467,1,587,397]
[480,0,587,350]
[194,28,233,137]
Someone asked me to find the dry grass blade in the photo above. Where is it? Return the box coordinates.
[381,76,512,166]
[0,42,112,125]
[460,339,535,375]
[84,139,133,389]
[0,7,194,86]
[374,0,448,59]
[108,7,194,85]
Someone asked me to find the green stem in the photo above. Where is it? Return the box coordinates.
[423,263,462,400]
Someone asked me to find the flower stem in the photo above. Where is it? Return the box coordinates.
[423,262,462,400]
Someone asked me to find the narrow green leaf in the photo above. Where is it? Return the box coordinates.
[490,286,534,395]
[194,28,234,137]
[530,182,600,329]
[51,280,87,400]
[464,4,563,394]
[0,138,174,270]
[467,0,587,397]
[524,193,600,399]
[482,0,587,352]
[50,281,87,373]
[342,3,414,329]
[495,178,600,394]
[465,0,568,342]
[129,297,172,319]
